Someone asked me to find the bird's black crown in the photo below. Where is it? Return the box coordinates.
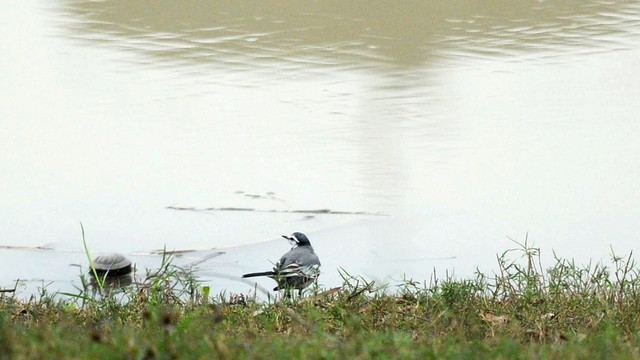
[293,232,310,245]
[283,232,311,246]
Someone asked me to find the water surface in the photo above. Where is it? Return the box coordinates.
[2,0,640,296]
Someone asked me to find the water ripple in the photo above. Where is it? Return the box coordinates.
[52,0,640,73]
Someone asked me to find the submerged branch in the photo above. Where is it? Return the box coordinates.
[166,205,387,216]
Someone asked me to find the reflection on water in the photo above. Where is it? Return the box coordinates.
[2,0,640,297]
[57,0,640,71]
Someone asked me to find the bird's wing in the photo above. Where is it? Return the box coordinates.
[272,261,320,278]
[273,249,321,277]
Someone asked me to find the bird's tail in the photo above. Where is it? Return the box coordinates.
[242,271,275,278]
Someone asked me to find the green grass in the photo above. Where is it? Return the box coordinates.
[3,240,640,359]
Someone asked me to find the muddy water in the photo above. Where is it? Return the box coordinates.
[1,0,640,296]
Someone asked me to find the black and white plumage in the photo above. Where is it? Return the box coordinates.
[242,232,321,294]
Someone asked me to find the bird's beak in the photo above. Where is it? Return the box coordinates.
[282,235,291,240]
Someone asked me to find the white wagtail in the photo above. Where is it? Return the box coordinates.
[242,232,321,295]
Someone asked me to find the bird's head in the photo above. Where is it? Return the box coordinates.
[282,232,311,247]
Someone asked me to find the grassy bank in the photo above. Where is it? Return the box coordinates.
[2,242,640,359]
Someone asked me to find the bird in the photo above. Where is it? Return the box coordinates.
[242,232,321,296]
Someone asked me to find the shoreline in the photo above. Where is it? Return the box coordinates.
[2,245,640,358]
